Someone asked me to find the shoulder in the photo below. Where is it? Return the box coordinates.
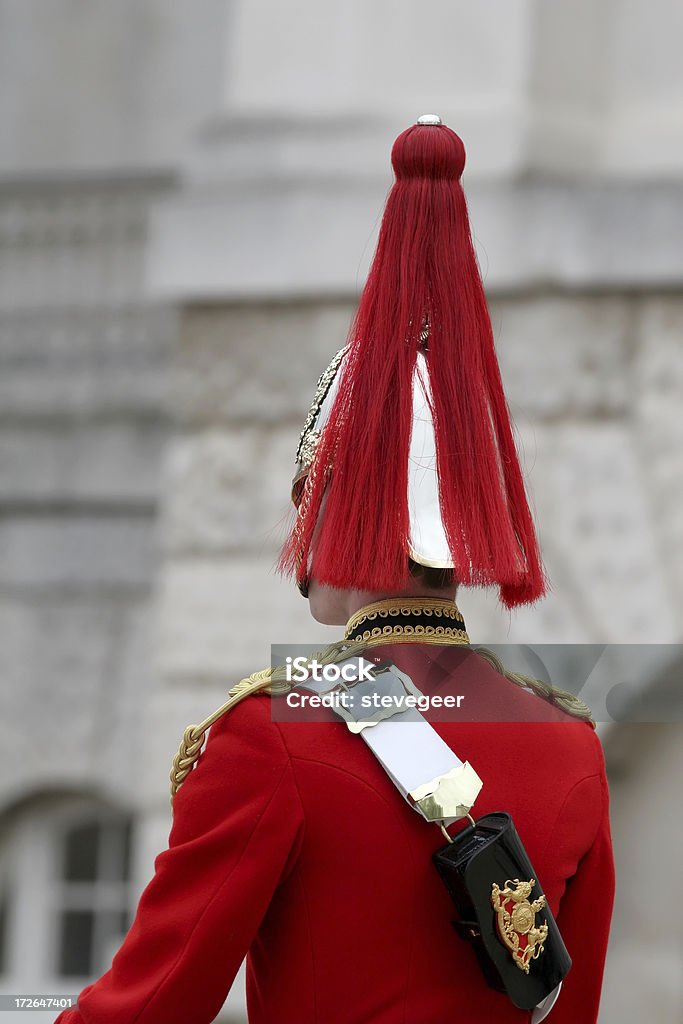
[460,649,605,785]
[467,648,597,729]
[545,727,609,860]
[536,716,606,786]
[167,680,304,848]
[170,669,290,806]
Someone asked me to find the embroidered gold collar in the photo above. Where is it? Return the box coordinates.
[343,597,469,648]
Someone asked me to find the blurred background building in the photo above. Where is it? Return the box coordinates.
[0,1,682,1021]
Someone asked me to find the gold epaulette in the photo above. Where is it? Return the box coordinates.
[169,667,275,809]
[473,647,596,729]
[169,638,366,810]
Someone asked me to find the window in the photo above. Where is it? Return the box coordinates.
[0,794,134,995]
[54,816,133,977]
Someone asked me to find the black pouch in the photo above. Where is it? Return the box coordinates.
[432,812,571,1011]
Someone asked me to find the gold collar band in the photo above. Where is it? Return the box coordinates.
[343,597,469,648]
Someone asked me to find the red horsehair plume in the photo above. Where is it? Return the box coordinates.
[277,121,548,609]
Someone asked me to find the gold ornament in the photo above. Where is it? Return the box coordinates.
[490,878,548,973]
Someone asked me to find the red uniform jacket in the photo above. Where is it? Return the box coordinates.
[55,641,615,1024]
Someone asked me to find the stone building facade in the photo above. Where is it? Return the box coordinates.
[0,2,682,1021]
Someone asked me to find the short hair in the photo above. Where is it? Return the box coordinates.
[407,557,456,590]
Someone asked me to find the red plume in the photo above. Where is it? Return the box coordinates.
[278,123,548,609]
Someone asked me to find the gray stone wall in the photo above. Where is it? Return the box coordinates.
[0,0,226,176]
[0,180,177,814]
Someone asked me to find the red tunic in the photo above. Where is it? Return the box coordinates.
[54,642,615,1023]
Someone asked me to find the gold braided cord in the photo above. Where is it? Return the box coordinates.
[472,647,596,728]
[169,639,368,808]
[169,672,273,807]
